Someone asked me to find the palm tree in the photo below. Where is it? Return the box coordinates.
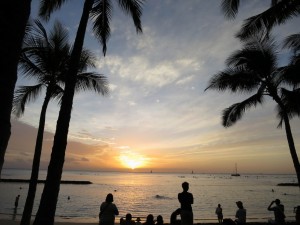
[14,20,109,225]
[205,35,300,186]
[32,1,144,225]
[0,0,32,178]
[221,0,300,39]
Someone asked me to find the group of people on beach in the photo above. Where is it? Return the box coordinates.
[98,182,297,225]
[98,182,193,225]
[216,198,288,225]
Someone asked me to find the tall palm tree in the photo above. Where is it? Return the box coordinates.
[221,0,300,39]
[205,35,300,186]
[0,0,32,178]
[14,20,109,225]
[33,1,144,225]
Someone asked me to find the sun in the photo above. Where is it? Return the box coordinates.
[119,154,145,170]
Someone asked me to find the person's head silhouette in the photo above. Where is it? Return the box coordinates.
[182,182,189,192]
[106,193,114,203]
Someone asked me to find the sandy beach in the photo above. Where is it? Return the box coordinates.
[0,220,299,225]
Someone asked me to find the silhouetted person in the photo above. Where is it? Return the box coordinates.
[14,195,20,208]
[136,217,142,225]
[170,208,181,225]
[156,215,164,225]
[99,193,119,225]
[215,204,223,224]
[235,201,246,225]
[122,213,136,225]
[268,199,285,224]
[294,206,300,223]
[144,214,155,225]
[178,182,193,225]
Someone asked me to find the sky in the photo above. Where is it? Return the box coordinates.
[4,0,300,174]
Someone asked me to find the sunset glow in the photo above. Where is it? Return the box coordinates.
[119,154,146,169]
[3,1,300,174]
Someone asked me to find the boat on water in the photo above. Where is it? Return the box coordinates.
[231,163,240,176]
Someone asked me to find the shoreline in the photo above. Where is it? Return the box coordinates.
[0,179,92,184]
[1,178,297,187]
[0,220,299,225]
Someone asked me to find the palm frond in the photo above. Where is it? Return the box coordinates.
[32,19,50,43]
[226,37,278,78]
[78,48,97,72]
[222,93,264,127]
[39,0,69,21]
[49,20,70,49]
[12,84,44,117]
[51,85,65,105]
[19,52,46,79]
[279,64,300,87]
[281,88,300,116]
[205,68,260,93]
[283,33,300,52]
[276,88,300,127]
[118,0,144,33]
[75,72,109,96]
[221,0,240,20]
[91,0,112,55]
[237,0,300,40]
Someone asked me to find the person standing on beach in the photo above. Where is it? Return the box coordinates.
[267,199,285,224]
[14,195,20,208]
[235,201,246,225]
[99,193,119,225]
[178,182,194,225]
[215,204,223,224]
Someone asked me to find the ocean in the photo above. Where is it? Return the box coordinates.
[0,169,299,223]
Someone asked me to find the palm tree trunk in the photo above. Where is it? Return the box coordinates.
[0,0,31,178]
[33,1,94,224]
[273,94,300,186]
[21,90,52,225]
[282,114,300,186]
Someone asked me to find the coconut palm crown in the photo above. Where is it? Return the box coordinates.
[206,35,300,185]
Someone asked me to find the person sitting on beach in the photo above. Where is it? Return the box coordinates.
[267,199,285,224]
[215,204,223,224]
[170,208,181,225]
[99,193,119,225]
[136,217,142,225]
[235,201,246,225]
[143,214,155,225]
[156,215,164,225]
[121,213,136,225]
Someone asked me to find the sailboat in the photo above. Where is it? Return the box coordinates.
[231,163,240,176]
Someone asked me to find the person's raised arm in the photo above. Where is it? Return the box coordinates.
[268,201,275,211]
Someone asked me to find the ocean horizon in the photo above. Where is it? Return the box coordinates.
[0,169,299,223]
